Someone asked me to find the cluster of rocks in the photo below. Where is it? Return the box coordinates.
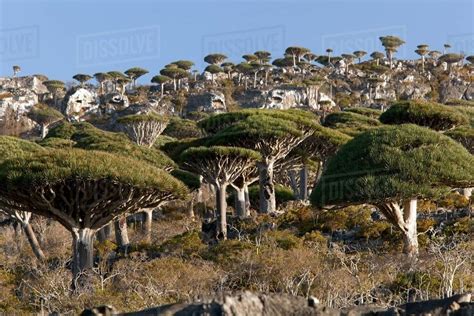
[80,292,473,316]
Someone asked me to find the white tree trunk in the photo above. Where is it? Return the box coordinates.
[402,199,419,257]
[71,227,96,290]
[234,186,247,218]
[216,183,228,240]
[142,208,153,243]
[258,161,276,213]
[23,221,46,261]
[114,216,130,252]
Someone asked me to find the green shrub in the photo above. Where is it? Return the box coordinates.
[158,230,207,259]
[263,230,302,250]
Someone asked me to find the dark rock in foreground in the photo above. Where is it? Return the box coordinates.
[80,292,472,316]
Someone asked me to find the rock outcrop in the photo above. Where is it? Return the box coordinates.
[0,76,47,136]
[80,292,473,316]
[63,87,99,121]
[235,86,334,110]
[187,91,226,113]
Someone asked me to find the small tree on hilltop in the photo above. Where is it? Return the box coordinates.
[93,72,112,95]
[311,124,474,257]
[0,147,187,289]
[72,74,92,87]
[285,46,311,67]
[117,113,169,148]
[151,75,171,97]
[160,65,188,91]
[27,103,64,139]
[43,80,65,107]
[439,53,464,74]
[204,64,223,86]
[125,67,149,88]
[415,45,429,72]
[180,146,260,240]
[370,51,385,66]
[353,51,367,64]
[204,53,227,66]
[12,65,21,77]
[379,35,405,69]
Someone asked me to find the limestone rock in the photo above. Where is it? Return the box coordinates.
[63,88,99,121]
[101,93,130,114]
[187,91,226,113]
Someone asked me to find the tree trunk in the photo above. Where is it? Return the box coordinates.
[41,124,49,139]
[253,72,258,88]
[244,184,250,212]
[258,161,276,213]
[402,199,419,257]
[234,186,247,218]
[71,228,95,290]
[161,83,165,97]
[96,223,111,243]
[299,164,309,201]
[142,209,153,243]
[23,222,46,261]
[288,170,299,198]
[114,216,129,252]
[188,196,195,220]
[216,183,228,240]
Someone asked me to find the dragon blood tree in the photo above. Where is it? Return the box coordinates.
[0,136,47,261]
[202,110,317,213]
[180,146,260,239]
[380,100,468,131]
[117,113,169,148]
[0,147,187,289]
[43,121,177,246]
[311,124,474,257]
[280,125,351,200]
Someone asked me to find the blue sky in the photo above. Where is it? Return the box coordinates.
[1,0,473,84]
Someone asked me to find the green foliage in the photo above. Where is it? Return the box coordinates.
[46,122,176,169]
[151,75,171,84]
[446,125,474,154]
[0,148,188,198]
[445,99,474,107]
[345,107,381,119]
[380,100,468,131]
[180,146,261,165]
[117,113,168,124]
[247,184,295,209]
[27,103,63,126]
[263,230,302,250]
[311,124,474,207]
[158,230,207,259]
[323,111,381,136]
[171,169,201,191]
[0,136,44,162]
[203,239,254,264]
[163,117,203,139]
[38,137,75,148]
